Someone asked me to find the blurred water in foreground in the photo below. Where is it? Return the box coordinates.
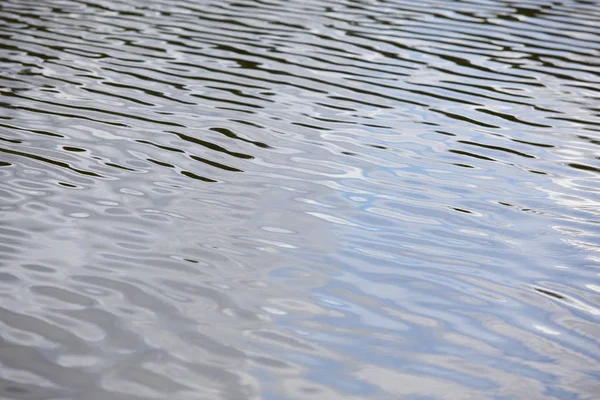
[1,0,599,399]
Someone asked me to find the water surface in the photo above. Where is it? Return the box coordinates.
[1,0,600,399]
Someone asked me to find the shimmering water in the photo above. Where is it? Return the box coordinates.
[1,0,599,399]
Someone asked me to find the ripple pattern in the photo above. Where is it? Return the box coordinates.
[1,0,600,399]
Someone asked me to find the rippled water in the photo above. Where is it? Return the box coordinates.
[1,0,600,398]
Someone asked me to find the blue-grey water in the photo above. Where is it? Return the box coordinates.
[1,0,599,399]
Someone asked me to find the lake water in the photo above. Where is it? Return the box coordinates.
[1,0,599,399]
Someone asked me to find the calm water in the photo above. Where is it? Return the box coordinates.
[1,0,599,399]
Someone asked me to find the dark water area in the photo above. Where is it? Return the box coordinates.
[1,0,599,398]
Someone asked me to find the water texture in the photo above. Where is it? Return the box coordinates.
[1,0,599,399]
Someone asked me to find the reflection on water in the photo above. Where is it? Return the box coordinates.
[1,0,599,398]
